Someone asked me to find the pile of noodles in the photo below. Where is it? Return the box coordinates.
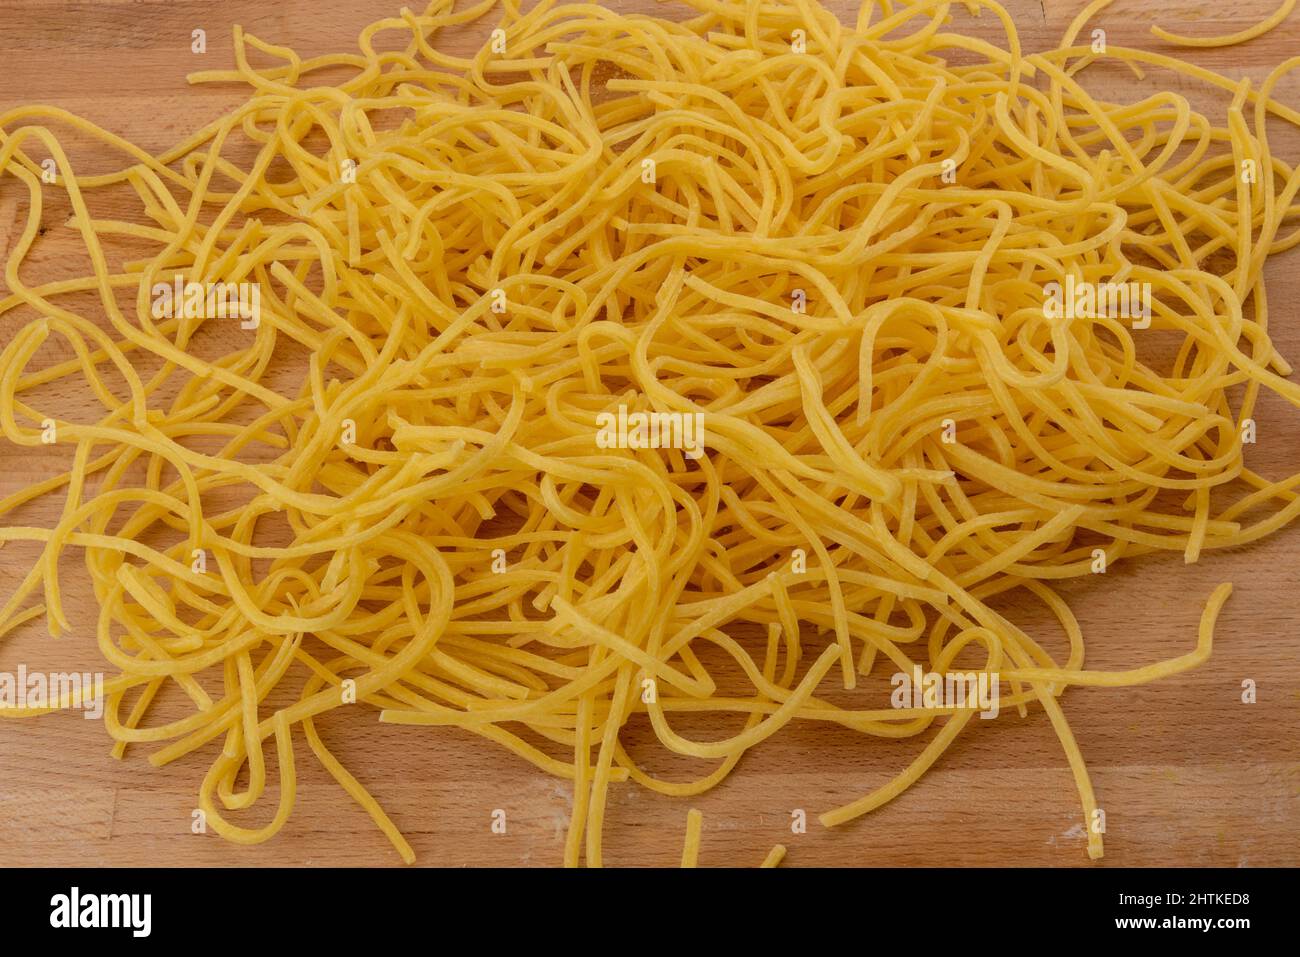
[1,0,1299,864]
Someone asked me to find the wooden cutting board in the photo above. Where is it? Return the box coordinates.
[1,0,1298,868]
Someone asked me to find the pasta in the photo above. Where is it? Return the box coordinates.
[1,0,1299,867]
[681,808,704,867]
[1152,0,1298,48]
[760,842,787,867]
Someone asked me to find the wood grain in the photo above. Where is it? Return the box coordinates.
[1,0,1298,868]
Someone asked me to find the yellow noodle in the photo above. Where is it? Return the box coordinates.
[1152,0,1296,48]
[681,808,704,868]
[760,843,787,867]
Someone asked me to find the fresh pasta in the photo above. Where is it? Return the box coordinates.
[1152,0,1298,48]
[1,0,1299,866]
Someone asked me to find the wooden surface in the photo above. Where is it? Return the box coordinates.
[1,0,1299,868]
